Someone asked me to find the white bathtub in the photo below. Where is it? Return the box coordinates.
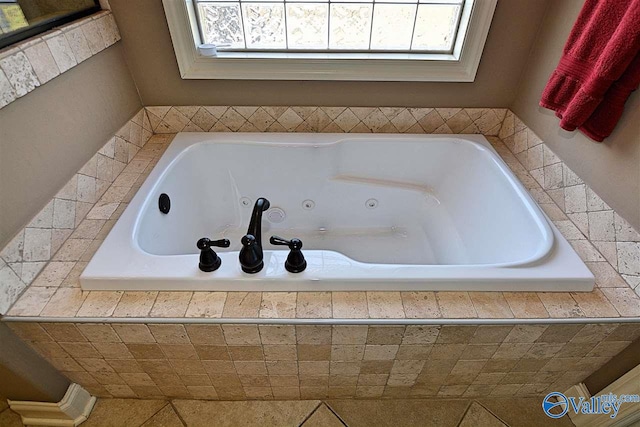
[81,133,593,291]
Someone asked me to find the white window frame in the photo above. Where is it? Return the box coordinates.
[162,0,497,81]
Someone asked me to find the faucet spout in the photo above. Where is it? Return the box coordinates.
[247,198,270,247]
[239,197,270,274]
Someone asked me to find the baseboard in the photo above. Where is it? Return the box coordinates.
[8,383,96,427]
[565,364,640,427]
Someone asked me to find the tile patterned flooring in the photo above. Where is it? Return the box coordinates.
[0,397,575,426]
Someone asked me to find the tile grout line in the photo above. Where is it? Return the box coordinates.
[296,401,324,427]
[168,400,188,427]
[135,401,173,427]
[454,399,474,427]
[472,399,514,427]
[321,401,351,427]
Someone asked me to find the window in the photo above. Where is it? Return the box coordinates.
[0,0,101,49]
[195,0,464,53]
[163,0,497,81]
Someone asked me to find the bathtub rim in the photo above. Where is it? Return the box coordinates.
[80,133,594,292]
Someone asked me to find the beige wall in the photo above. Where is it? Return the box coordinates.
[109,0,549,107]
[511,0,640,231]
[0,43,142,248]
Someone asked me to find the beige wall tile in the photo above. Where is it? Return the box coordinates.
[150,292,192,317]
[436,326,477,344]
[76,291,122,317]
[332,292,368,318]
[503,293,550,318]
[460,344,499,360]
[113,324,156,343]
[170,359,206,376]
[297,345,331,361]
[469,326,513,344]
[296,292,332,318]
[222,325,261,345]
[571,289,620,317]
[147,324,189,344]
[366,326,405,345]
[258,325,296,345]
[228,346,264,361]
[401,292,441,318]
[234,361,267,375]
[194,345,230,361]
[105,359,143,374]
[259,292,296,318]
[77,324,121,343]
[9,323,53,342]
[222,292,261,317]
[469,293,514,318]
[113,292,157,317]
[331,345,365,361]
[40,288,87,317]
[605,324,640,342]
[202,361,236,376]
[503,325,548,343]
[601,288,640,316]
[537,324,584,343]
[366,292,405,318]
[160,344,198,359]
[266,361,298,376]
[126,343,165,360]
[7,287,56,316]
[436,292,477,318]
[332,325,368,345]
[40,323,86,342]
[186,292,227,318]
[93,342,133,359]
[296,325,331,345]
[185,324,226,345]
[396,345,432,360]
[363,345,399,360]
[538,293,586,317]
[402,326,440,344]
[263,345,297,361]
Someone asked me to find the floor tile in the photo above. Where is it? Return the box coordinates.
[0,397,8,413]
[141,403,184,427]
[477,398,575,427]
[326,399,470,427]
[302,404,345,427]
[459,402,506,427]
[172,399,320,427]
[81,398,167,427]
[0,409,23,427]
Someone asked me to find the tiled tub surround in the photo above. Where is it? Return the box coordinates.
[1,106,640,402]
[0,10,120,110]
[2,106,640,318]
[0,108,153,313]
[7,321,640,400]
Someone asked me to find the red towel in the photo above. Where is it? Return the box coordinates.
[540,0,640,142]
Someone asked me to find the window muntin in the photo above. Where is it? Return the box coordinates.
[194,0,464,53]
